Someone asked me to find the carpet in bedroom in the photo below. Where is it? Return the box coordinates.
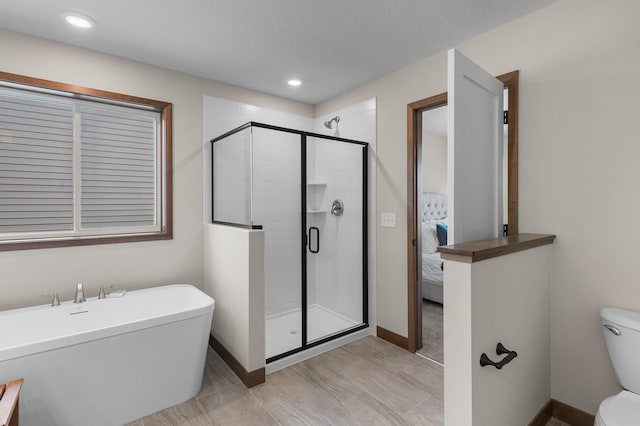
[417,299,443,364]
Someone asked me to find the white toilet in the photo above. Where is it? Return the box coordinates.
[596,307,640,425]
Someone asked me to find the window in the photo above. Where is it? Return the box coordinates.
[0,72,172,250]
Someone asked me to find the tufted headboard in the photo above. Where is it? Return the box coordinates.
[422,192,448,222]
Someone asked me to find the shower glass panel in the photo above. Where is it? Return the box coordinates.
[306,137,365,343]
[212,127,252,225]
[251,127,303,359]
[211,122,368,363]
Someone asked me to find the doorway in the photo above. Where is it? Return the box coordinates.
[406,71,520,355]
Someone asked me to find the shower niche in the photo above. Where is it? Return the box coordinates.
[211,122,368,363]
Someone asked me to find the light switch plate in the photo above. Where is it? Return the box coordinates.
[380,212,396,228]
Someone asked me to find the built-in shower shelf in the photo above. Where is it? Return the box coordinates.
[307,182,327,186]
[307,210,328,214]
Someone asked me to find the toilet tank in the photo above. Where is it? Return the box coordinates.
[601,307,640,394]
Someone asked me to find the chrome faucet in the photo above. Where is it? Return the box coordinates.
[97,284,115,299]
[73,283,86,303]
[331,199,344,216]
[50,292,61,307]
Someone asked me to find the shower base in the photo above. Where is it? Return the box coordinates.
[266,304,360,359]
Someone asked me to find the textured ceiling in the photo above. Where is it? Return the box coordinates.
[0,0,555,104]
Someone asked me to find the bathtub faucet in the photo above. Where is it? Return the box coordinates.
[73,283,86,303]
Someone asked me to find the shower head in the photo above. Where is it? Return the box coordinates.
[324,116,340,129]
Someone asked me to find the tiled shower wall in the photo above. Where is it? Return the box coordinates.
[306,139,364,323]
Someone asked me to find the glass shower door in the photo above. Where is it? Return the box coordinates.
[252,127,303,360]
[305,136,367,344]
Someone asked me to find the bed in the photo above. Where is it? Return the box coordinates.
[421,192,447,304]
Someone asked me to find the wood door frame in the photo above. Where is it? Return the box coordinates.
[406,70,519,353]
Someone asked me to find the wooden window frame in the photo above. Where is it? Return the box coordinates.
[0,71,173,251]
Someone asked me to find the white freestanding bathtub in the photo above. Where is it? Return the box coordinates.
[0,284,214,426]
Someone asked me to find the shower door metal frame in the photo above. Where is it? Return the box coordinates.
[210,121,369,364]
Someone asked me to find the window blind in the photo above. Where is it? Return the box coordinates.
[0,93,74,234]
[80,106,157,229]
[0,73,170,250]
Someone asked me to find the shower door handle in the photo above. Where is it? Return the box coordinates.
[308,227,320,254]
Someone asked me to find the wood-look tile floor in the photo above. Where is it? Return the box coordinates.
[127,335,572,425]
[128,336,444,425]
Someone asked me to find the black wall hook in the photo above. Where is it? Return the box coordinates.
[480,342,517,369]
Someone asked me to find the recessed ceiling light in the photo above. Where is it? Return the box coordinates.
[287,79,302,87]
[62,11,96,29]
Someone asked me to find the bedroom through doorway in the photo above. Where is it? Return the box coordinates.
[418,106,448,364]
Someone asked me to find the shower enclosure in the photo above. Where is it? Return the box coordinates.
[211,122,368,363]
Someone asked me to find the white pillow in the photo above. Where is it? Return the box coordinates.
[422,221,439,254]
[435,217,448,226]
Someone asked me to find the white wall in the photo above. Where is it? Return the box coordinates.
[316,0,640,414]
[444,244,552,425]
[0,29,310,311]
[203,225,265,372]
[422,132,447,194]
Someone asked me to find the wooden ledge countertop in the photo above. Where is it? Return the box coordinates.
[437,233,556,263]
